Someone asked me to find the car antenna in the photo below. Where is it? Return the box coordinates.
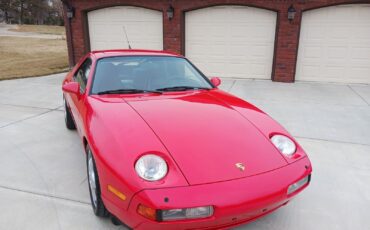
[123,26,132,49]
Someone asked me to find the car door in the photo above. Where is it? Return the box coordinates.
[70,58,92,135]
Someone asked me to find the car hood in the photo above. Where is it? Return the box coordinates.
[125,90,288,185]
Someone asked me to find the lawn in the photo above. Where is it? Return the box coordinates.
[0,36,69,80]
[9,24,66,35]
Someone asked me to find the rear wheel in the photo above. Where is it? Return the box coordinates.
[86,145,109,217]
[64,97,76,130]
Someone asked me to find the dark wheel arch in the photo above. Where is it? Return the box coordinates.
[63,96,76,130]
[86,144,109,217]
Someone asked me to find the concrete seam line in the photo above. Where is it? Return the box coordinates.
[294,136,370,147]
[243,97,369,108]
[0,184,90,205]
[228,80,237,92]
[0,102,59,110]
[347,85,370,106]
[0,107,62,129]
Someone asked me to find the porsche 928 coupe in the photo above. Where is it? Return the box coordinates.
[62,49,312,230]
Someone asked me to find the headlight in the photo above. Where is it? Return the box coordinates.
[135,154,168,181]
[270,134,296,156]
[161,206,214,221]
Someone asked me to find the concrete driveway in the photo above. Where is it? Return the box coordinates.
[0,74,369,230]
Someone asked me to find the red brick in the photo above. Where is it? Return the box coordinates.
[63,0,370,82]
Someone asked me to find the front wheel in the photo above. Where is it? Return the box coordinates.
[86,145,109,217]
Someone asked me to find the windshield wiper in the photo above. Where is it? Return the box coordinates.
[156,86,211,92]
[97,89,162,95]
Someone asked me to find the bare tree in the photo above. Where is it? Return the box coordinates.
[0,0,62,25]
[0,0,12,23]
[15,0,26,24]
[28,0,48,24]
[51,0,63,17]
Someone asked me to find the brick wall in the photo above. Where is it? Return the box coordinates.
[63,0,370,82]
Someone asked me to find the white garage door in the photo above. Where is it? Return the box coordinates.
[296,5,370,84]
[185,6,277,79]
[87,6,163,51]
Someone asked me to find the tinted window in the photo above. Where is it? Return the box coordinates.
[74,58,92,93]
[90,56,212,94]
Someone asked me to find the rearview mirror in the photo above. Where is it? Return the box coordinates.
[210,77,221,87]
[62,82,80,96]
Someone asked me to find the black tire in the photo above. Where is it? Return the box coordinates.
[64,97,76,130]
[110,215,122,226]
[86,145,109,217]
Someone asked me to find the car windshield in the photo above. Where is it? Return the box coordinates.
[90,56,213,95]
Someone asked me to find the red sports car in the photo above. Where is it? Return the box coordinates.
[62,50,312,229]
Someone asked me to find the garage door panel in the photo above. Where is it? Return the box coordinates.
[327,47,347,59]
[356,26,370,39]
[296,4,370,84]
[328,7,355,22]
[304,28,324,40]
[303,46,322,58]
[230,45,249,57]
[358,8,370,20]
[251,63,266,75]
[328,27,351,39]
[185,6,276,79]
[352,67,370,77]
[88,6,163,51]
[252,27,274,39]
[251,46,270,58]
[325,66,345,77]
[352,47,370,59]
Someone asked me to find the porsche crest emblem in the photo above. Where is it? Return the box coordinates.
[235,163,245,171]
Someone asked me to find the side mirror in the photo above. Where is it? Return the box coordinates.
[62,82,80,97]
[210,77,221,87]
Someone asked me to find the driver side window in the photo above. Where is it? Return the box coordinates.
[73,58,92,93]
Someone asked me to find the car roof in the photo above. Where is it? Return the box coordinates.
[90,49,183,59]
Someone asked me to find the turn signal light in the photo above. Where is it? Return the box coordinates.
[287,175,310,195]
[137,204,157,221]
[107,185,127,201]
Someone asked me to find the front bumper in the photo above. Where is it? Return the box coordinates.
[113,157,311,229]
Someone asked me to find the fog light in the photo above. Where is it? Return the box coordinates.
[288,175,310,195]
[161,206,214,221]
